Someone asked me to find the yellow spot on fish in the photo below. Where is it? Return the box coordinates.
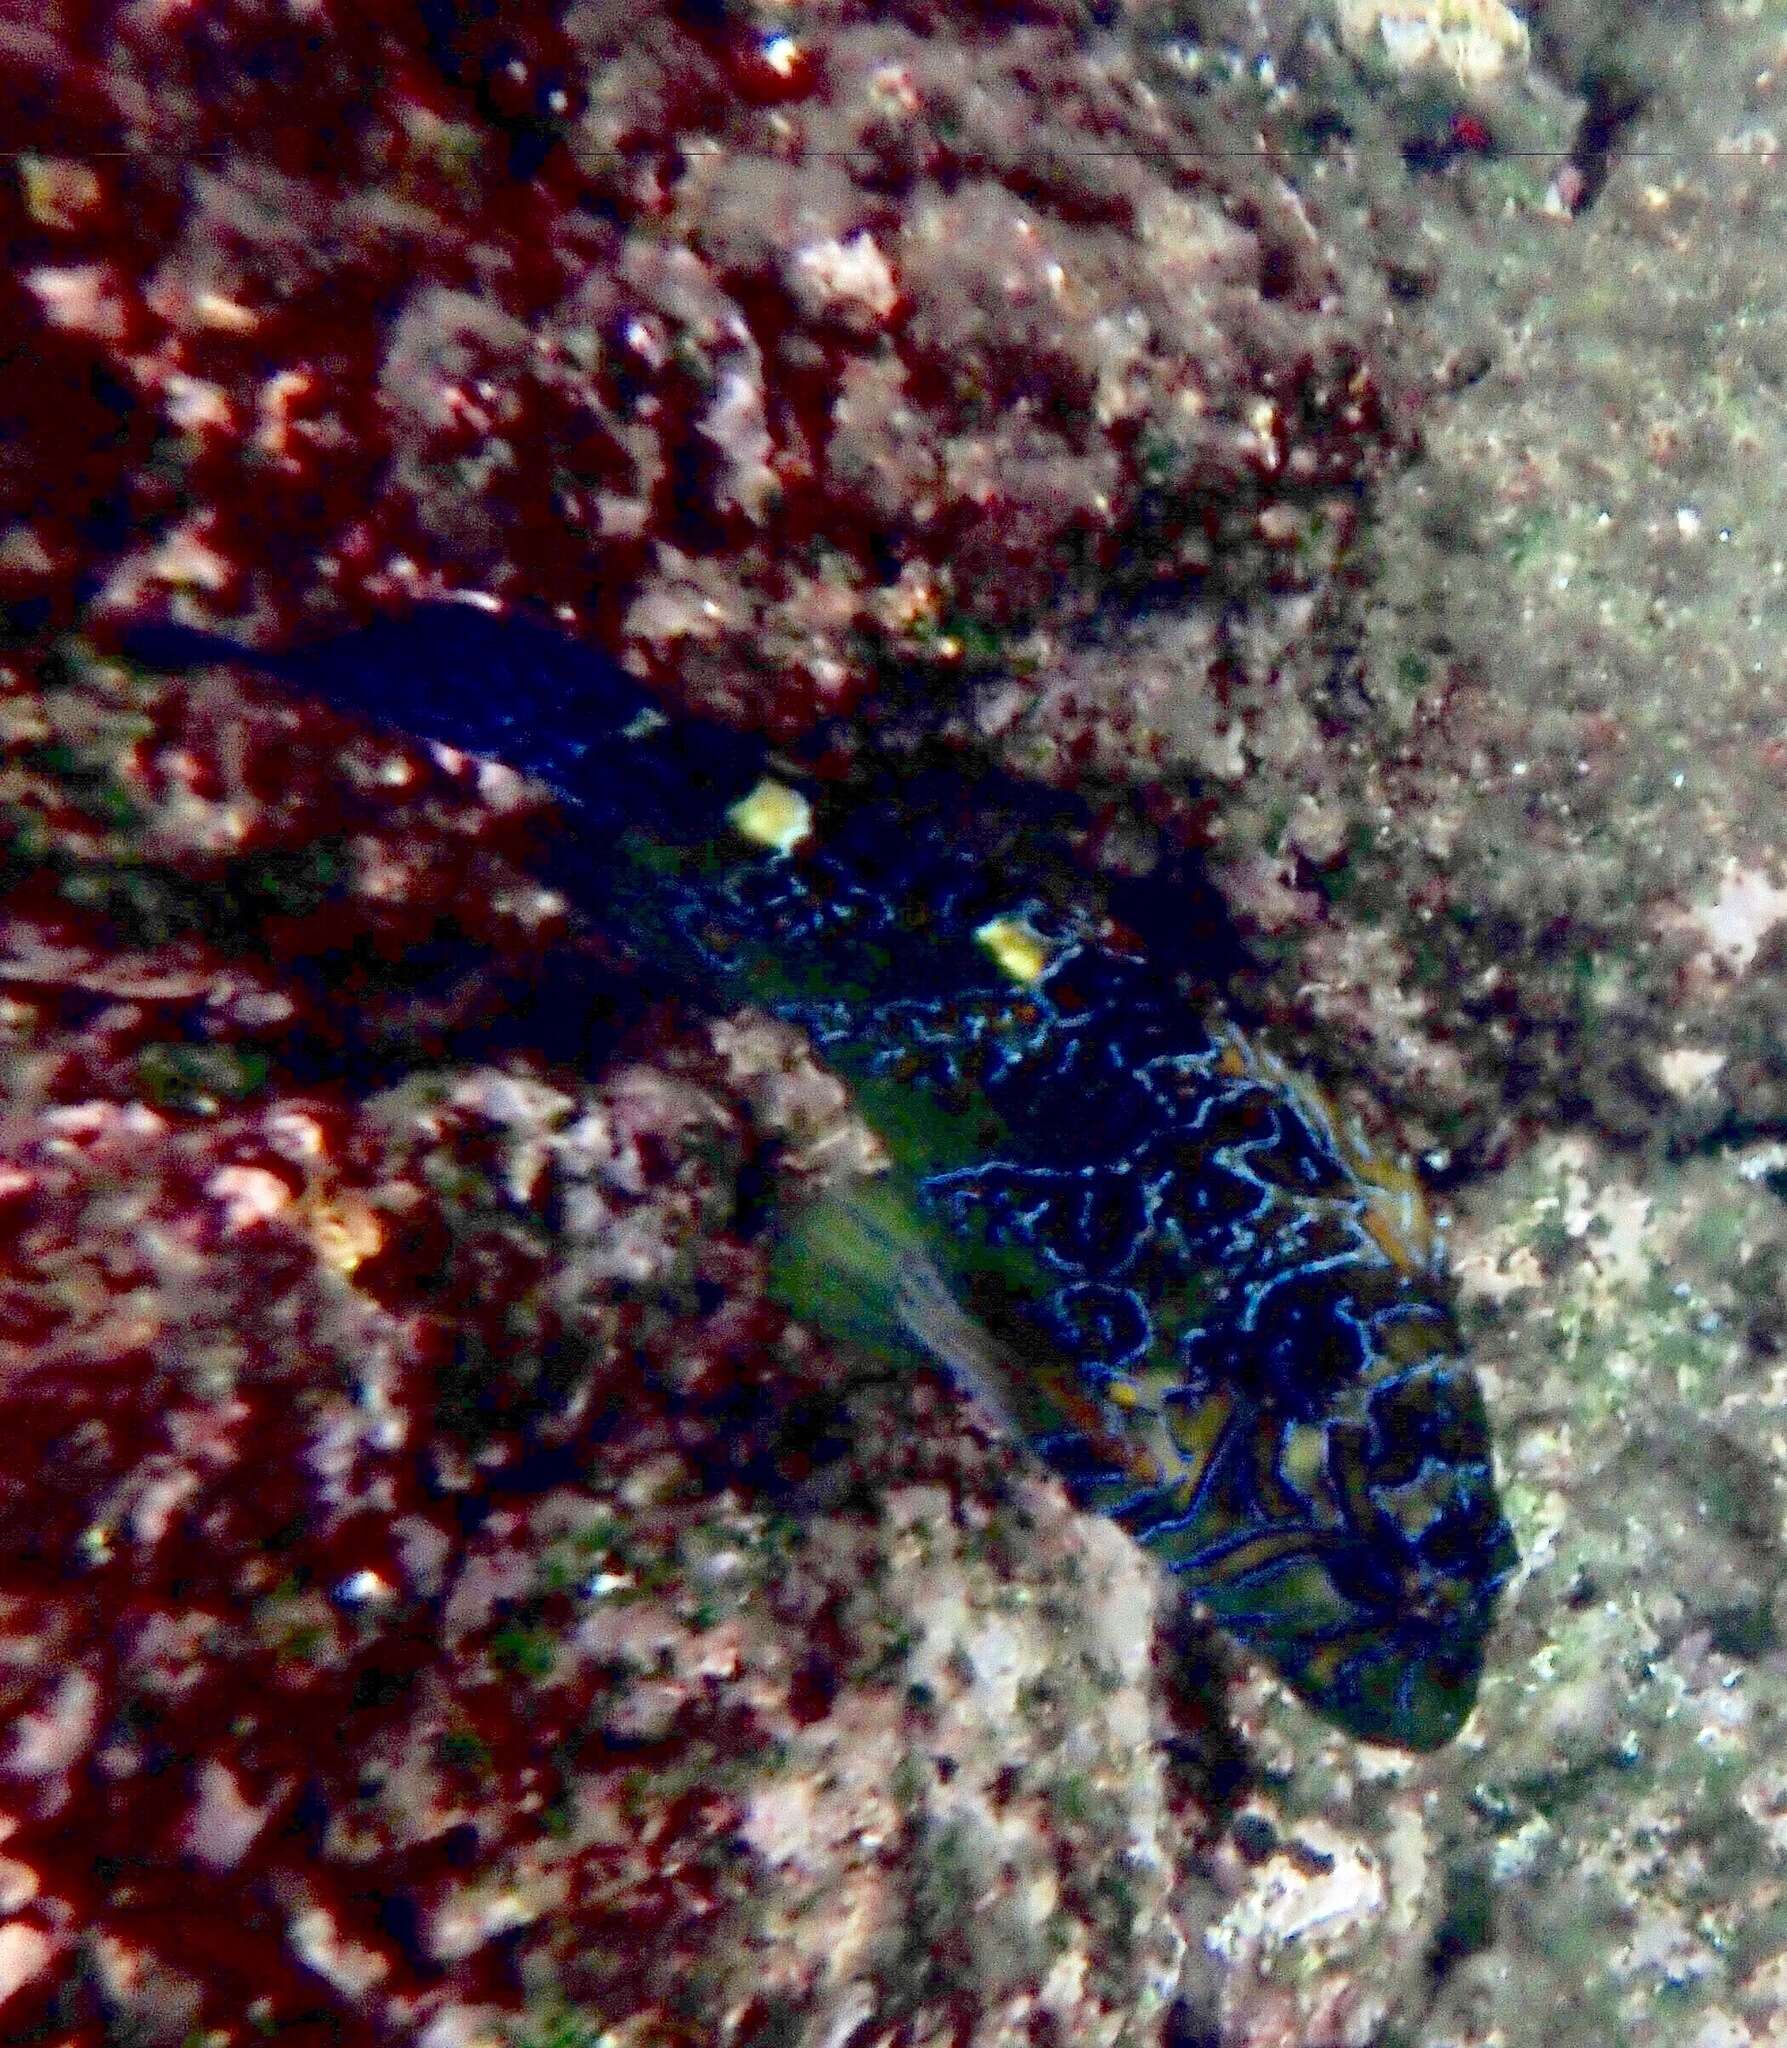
[728,777,813,854]
[1295,1637,1353,1694]
[974,913,1052,985]
[1279,1421,1330,1502]
[1034,1363,1162,1485]
[1371,1305,1448,1372]
[1166,1388,1234,1498]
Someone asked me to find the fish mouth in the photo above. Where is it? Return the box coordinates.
[1319,1623,1493,1750]
[1192,1523,1515,1749]
[1220,1605,1496,1749]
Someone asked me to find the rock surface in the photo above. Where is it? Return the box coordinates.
[9,0,1787,2043]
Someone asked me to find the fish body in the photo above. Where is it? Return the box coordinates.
[123,603,1515,1747]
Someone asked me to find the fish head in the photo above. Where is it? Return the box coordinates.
[1182,1347,1517,1749]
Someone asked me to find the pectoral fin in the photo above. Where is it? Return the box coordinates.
[887,1245,1022,1439]
[767,1174,1019,1436]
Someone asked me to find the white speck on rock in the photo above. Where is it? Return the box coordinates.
[180,1760,273,1871]
[0,1923,53,2004]
[1652,1046,1728,1099]
[8,1671,99,1779]
[287,1904,391,1996]
[794,232,898,321]
[1691,858,1787,974]
[1208,1820,1387,1964]
[207,1164,292,1231]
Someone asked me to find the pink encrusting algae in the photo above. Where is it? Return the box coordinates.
[0,1,1429,2039]
[0,1048,786,2044]
[6,1,1407,736]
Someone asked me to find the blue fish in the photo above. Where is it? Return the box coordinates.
[123,602,1515,1748]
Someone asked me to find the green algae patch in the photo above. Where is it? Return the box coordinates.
[1422,1122,1787,2045]
[138,1041,272,1112]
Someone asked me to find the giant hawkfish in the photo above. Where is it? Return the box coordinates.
[125,602,1517,1750]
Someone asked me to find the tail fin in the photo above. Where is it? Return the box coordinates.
[112,603,765,838]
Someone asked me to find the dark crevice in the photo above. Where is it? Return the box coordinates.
[1559,65,1650,215]
[1426,1857,1497,1989]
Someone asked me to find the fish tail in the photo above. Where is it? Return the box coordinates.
[112,602,766,845]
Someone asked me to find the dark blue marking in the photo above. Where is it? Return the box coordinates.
[1100,1484,1180,1526]
[1039,1283,1153,1375]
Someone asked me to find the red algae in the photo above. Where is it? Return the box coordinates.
[0,1052,776,2044]
[5,1,1406,735]
[0,628,762,2035]
[0,3,1421,2038]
